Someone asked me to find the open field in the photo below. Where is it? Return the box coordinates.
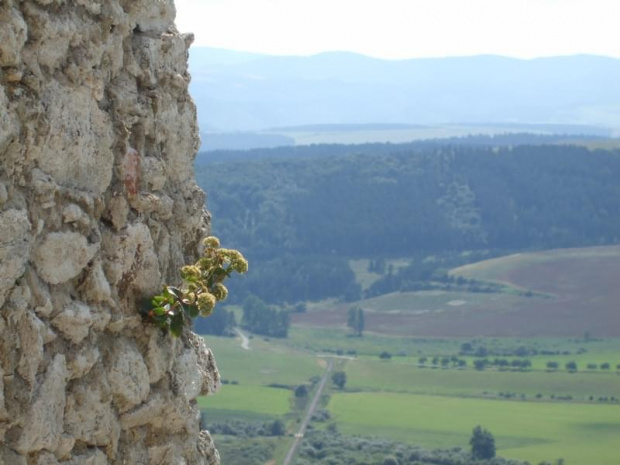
[344,358,620,400]
[294,245,620,337]
[199,330,620,464]
[286,326,620,360]
[292,289,552,337]
[202,334,322,386]
[198,385,290,419]
[329,392,620,465]
[197,334,323,428]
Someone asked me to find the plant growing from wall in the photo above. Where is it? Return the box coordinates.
[144,236,248,336]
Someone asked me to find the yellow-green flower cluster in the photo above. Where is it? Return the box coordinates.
[145,235,247,337]
[203,236,220,248]
[180,265,201,281]
[197,292,216,316]
[219,248,249,274]
[211,283,228,301]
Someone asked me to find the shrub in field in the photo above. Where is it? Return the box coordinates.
[470,425,496,460]
[332,371,347,389]
[565,361,578,372]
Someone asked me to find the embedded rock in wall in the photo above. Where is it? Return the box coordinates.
[0,1,220,463]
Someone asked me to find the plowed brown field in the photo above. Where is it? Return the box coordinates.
[292,246,620,337]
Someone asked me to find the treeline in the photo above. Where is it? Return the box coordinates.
[196,141,620,304]
[196,133,602,164]
[193,307,237,336]
[296,429,530,465]
[229,255,361,305]
[364,251,507,298]
[241,295,290,337]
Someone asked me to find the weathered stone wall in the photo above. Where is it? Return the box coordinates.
[0,1,221,463]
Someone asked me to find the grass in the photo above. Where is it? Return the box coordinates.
[344,358,620,400]
[197,333,323,463]
[201,334,323,386]
[285,326,464,356]
[329,392,620,464]
[198,385,291,417]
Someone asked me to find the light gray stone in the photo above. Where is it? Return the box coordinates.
[37,84,115,195]
[189,332,220,396]
[53,435,75,461]
[1,0,219,462]
[0,209,31,308]
[64,449,107,465]
[0,8,27,67]
[15,355,67,454]
[66,346,100,380]
[33,232,98,285]
[106,339,150,412]
[51,302,95,344]
[17,310,45,386]
[145,328,175,384]
[0,366,7,421]
[64,381,119,453]
[101,223,161,296]
[174,349,203,401]
[78,260,114,305]
[0,447,27,465]
[35,452,59,465]
[62,204,83,223]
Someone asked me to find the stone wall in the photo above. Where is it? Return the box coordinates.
[0,1,221,463]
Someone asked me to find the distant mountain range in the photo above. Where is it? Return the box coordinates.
[188,48,620,134]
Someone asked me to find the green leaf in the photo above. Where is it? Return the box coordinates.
[188,304,200,318]
[170,311,184,337]
[168,286,182,298]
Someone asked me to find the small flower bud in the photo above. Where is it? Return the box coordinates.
[203,236,220,249]
[211,283,228,301]
[180,265,201,281]
[197,292,216,316]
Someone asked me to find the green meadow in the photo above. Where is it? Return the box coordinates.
[198,384,290,420]
[329,392,620,465]
[197,330,620,464]
[344,359,620,400]
[202,334,323,386]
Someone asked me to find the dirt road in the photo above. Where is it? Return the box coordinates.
[282,359,333,465]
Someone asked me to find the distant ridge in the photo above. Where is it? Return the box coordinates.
[189,49,620,133]
[269,123,428,132]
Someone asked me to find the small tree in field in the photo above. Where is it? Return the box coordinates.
[347,306,365,336]
[470,425,496,460]
[332,371,347,389]
[565,361,578,372]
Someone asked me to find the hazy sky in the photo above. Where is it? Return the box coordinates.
[174,0,620,59]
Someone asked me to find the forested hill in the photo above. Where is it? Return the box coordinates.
[195,133,603,165]
[195,142,620,304]
[197,144,620,259]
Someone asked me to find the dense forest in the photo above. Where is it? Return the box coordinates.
[195,140,620,304]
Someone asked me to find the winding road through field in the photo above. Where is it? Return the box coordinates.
[235,327,250,350]
[282,359,333,465]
